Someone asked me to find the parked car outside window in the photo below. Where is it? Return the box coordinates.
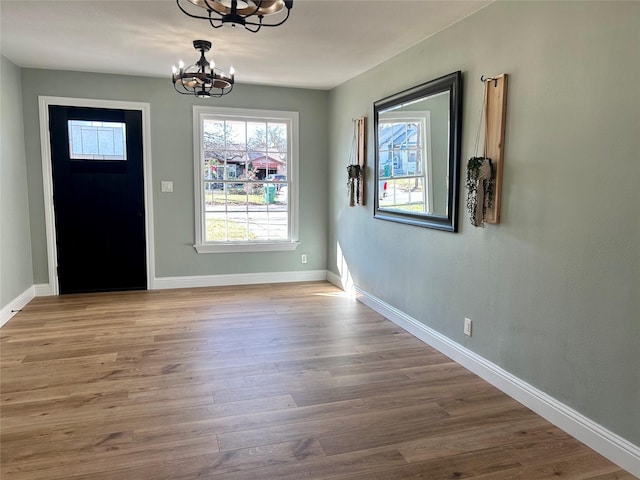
[267,174,287,191]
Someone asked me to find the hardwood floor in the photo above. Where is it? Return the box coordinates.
[1,282,635,479]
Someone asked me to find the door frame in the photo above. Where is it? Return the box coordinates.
[38,96,155,295]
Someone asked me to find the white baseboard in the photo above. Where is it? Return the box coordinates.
[153,270,328,290]
[1,283,53,328]
[1,286,34,327]
[33,283,53,297]
[355,286,640,478]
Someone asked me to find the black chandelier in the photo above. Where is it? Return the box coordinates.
[172,40,234,98]
[176,0,293,33]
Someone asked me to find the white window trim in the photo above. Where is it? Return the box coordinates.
[192,106,299,253]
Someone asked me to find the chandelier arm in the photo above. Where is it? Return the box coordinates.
[175,0,259,24]
[213,82,233,97]
[175,0,216,21]
[201,0,220,11]
[208,18,225,29]
[173,82,194,95]
[244,21,262,33]
[201,0,232,22]
[240,0,262,18]
[176,0,293,32]
[244,6,291,28]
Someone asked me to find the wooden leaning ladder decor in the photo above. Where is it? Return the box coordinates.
[482,74,508,224]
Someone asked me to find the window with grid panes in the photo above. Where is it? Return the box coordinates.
[193,106,299,253]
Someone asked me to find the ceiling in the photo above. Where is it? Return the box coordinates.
[0,0,490,90]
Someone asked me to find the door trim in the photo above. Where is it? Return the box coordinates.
[38,96,155,295]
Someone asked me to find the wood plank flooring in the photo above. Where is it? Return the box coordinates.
[1,281,635,479]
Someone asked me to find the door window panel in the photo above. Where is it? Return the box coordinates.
[68,120,127,160]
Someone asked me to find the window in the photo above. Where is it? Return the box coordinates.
[193,106,299,253]
[68,120,127,160]
[377,111,433,213]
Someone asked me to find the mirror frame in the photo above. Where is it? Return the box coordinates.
[373,71,462,232]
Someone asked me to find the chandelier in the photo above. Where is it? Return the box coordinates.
[176,0,293,33]
[172,40,234,98]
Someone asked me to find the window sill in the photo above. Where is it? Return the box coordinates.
[194,242,300,254]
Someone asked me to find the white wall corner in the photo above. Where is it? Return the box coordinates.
[326,270,356,296]
[326,270,344,290]
[354,286,640,478]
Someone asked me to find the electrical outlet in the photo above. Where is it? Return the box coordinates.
[161,181,173,193]
[301,254,307,264]
[464,318,473,336]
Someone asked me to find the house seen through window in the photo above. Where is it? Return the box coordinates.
[377,111,433,213]
[193,106,299,253]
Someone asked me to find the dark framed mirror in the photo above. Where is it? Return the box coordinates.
[374,71,462,232]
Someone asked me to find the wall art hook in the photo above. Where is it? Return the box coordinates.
[481,75,499,87]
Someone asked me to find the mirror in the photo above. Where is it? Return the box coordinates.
[374,71,462,232]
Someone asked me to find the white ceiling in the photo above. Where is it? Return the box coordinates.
[0,0,490,90]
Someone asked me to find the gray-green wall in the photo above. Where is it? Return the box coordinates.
[19,71,329,282]
[1,55,33,307]
[328,1,639,445]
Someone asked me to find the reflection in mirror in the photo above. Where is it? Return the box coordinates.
[374,71,462,232]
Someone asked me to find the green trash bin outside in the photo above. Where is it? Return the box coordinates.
[263,184,276,204]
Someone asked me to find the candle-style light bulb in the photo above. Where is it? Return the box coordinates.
[172,65,177,74]
[230,66,235,80]
[178,60,184,70]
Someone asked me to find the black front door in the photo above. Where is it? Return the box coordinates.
[49,105,147,294]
